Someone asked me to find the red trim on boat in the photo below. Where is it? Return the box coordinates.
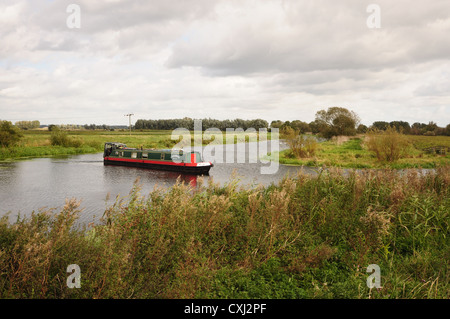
[104,157,209,167]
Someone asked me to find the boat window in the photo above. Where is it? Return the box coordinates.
[142,153,148,158]
[131,152,137,158]
[160,153,165,160]
[119,152,123,157]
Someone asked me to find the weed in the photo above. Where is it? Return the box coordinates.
[0,167,448,298]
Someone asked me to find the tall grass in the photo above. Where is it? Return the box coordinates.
[0,167,449,298]
[282,127,318,159]
[365,127,411,162]
[279,135,450,169]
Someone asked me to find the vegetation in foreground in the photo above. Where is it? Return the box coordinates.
[0,167,448,298]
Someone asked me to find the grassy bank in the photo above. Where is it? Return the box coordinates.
[279,135,450,169]
[0,167,448,298]
[0,129,267,161]
[0,130,173,160]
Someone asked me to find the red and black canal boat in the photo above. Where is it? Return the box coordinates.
[103,142,213,175]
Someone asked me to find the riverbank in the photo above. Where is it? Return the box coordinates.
[0,167,448,298]
[278,135,450,169]
[0,129,268,161]
[0,130,170,161]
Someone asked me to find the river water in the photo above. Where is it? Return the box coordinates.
[0,141,321,224]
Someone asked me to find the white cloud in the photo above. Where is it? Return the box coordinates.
[0,0,449,126]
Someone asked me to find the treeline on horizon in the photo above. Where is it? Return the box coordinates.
[134,117,450,136]
[273,119,450,137]
[134,117,269,131]
[4,109,450,138]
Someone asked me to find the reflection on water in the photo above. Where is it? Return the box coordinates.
[0,142,317,225]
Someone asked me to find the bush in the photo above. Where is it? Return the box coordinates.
[50,129,83,147]
[282,127,318,158]
[365,126,410,162]
[0,121,23,147]
[1,168,449,298]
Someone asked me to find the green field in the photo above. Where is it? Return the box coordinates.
[0,129,265,161]
[3,130,449,170]
[278,135,450,169]
[0,130,173,160]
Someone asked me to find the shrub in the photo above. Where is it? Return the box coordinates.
[50,128,83,147]
[0,121,23,147]
[365,126,410,162]
[282,127,318,158]
[1,168,449,298]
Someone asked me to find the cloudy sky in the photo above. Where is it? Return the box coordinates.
[1,0,449,126]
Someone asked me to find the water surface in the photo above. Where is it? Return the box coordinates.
[1,142,319,224]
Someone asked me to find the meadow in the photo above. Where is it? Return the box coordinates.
[279,135,450,169]
[0,130,172,161]
[0,167,448,298]
[0,129,265,161]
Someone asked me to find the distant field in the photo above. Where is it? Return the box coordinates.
[0,130,170,160]
[0,129,264,160]
[278,134,450,169]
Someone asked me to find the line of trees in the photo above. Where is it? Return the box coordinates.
[273,107,450,138]
[273,107,362,138]
[371,121,449,136]
[47,124,126,131]
[134,117,269,131]
[14,120,40,130]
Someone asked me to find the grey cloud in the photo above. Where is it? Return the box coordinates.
[0,0,449,126]
[166,0,450,76]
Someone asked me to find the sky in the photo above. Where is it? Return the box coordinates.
[0,0,449,127]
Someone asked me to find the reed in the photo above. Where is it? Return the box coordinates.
[0,167,448,298]
[279,135,450,169]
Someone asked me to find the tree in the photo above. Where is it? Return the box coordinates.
[270,120,284,129]
[365,126,410,162]
[389,121,411,134]
[411,122,425,135]
[357,124,368,134]
[371,121,390,131]
[315,107,360,138]
[48,124,59,131]
[290,120,310,133]
[15,120,40,130]
[0,121,24,147]
[281,126,318,158]
[308,120,324,134]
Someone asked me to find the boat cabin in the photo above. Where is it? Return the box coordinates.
[103,142,212,174]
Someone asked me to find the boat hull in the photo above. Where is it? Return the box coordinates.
[103,157,212,175]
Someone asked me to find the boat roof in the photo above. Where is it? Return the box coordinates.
[106,142,127,146]
[105,142,200,153]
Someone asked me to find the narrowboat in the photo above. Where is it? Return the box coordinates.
[103,142,213,175]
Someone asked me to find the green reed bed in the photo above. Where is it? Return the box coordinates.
[279,136,450,169]
[0,167,448,299]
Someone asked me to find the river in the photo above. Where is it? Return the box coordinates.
[0,141,322,224]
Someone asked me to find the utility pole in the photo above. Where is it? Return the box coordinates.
[124,113,134,135]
